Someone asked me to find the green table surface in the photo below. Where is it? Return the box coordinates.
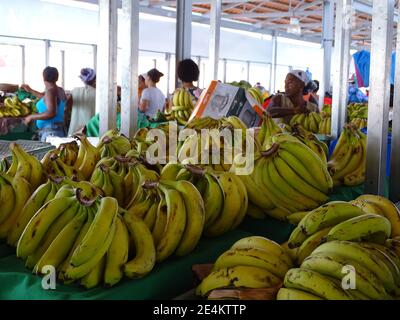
[0,184,369,300]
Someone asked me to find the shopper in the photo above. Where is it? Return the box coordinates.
[267,70,318,124]
[22,66,66,142]
[139,68,166,118]
[176,59,202,100]
[66,68,96,136]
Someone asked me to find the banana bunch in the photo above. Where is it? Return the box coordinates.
[247,87,264,105]
[351,118,368,130]
[257,115,282,150]
[185,117,222,130]
[321,104,331,116]
[328,125,367,187]
[7,142,44,188]
[97,130,131,158]
[289,112,322,134]
[233,140,332,221]
[286,200,397,265]
[165,89,194,125]
[73,133,100,180]
[41,141,79,173]
[318,115,331,135]
[13,184,147,289]
[291,124,328,164]
[348,103,368,121]
[196,236,293,298]
[278,238,400,300]
[125,175,205,261]
[0,96,33,118]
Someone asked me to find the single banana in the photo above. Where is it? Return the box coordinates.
[202,173,225,228]
[104,215,130,286]
[0,174,16,224]
[277,287,323,300]
[286,211,309,225]
[143,200,159,231]
[296,227,332,265]
[155,185,186,262]
[152,194,168,246]
[71,196,118,267]
[325,214,391,243]
[284,268,351,300]
[80,255,106,289]
[123,213,156,279]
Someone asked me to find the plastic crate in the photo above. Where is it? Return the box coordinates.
[0,140,55,161]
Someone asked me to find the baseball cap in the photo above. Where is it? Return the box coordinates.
[288,70,310,85]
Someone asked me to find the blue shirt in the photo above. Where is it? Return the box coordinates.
[35,96,65,129]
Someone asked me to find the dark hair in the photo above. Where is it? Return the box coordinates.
[313,80,320,93]
[43,66,59,83]
[303,81,318,95]
[139,75,145,82]
[147,68,164,83]
[177,59,200,83]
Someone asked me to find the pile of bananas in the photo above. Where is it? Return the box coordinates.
[321,104,331,116]
[0,96,36,117]
[328,125,366,187]
[97,129,131,158]
[196,236,293,299]
[247,87,264,105]
[289,112,322,134]
[185,116,247,132]
[233,136,333,221]
[351,118,368,130]
[15,184,156,289]
[318,113,331,135]
[348,103,368,121]
[42,134,100,181]
[277,196,400,300]
[160,165,248,237]
[165,89,194,125]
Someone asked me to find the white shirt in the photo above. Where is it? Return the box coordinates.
[68,85,96,136]
[140,87,165,118]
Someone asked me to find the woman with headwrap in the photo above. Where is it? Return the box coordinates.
[66,68,97,136]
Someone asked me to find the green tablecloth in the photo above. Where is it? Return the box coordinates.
[0,184,371,300]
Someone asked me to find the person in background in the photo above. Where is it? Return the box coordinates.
[177,59,202,101]
[304,80,319,107]
[22,66,66,141]
[348,76,368,104]
[267,70,318,124]
[139,68,166,119]
[66,68,96,136]
[138,74,147,100]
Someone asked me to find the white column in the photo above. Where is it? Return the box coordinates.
[175,0,192,88]
[166,53,171,96]
[365,0,395,195]
[331,0,352,139]
[246,61,250,83]
[93,45,97,71]
[390,0,400,201]
[209,0,222,80]
[223,58,227,83]
[96,0,118,136]
[21,45,25,84]
[120,0,139,138]
[60,50,65,88]
[45,40,50,67]
[319,0,334,109]
[270,33,278,93]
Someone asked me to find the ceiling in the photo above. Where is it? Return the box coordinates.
[74,0,399,48]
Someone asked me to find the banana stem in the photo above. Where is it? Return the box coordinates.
[142,181,159,190]
[48,175,64,184]
[185,164,205,176]
[99,164,110,173]
[76,188,96,207]
[261,143,280,157]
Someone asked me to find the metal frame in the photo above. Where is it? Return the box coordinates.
[365,0,395,196]
[390,0,400,202]
[175,0,192,87]
[209,0,222,80]
[21,45,25,84]
[120,0,140,138]
[331,0,353,139]
[319,0,334,108]
[270,32,278,93]
[96,0,118,136]
[44,39,50,67]
[60,49,65,88]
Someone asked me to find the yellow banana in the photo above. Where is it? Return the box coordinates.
[80,255,106,289]
[0,174,16,224]
[296,227,332,265]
